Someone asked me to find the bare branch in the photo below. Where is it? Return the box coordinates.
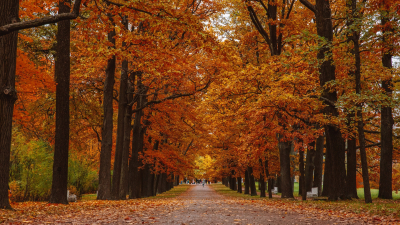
[0,0,82,36]
[299,0,316,14]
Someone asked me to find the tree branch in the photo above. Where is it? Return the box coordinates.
[299,0,316,14]
[0,0,82,37]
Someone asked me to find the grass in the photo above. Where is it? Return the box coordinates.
[81,184,192,201]
[212,183,400,219]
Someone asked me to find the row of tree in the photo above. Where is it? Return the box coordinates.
[201,0,399,203]
[1,0,222,209]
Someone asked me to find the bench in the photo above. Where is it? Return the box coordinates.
[271,187,278,194]
[306,187,318,198]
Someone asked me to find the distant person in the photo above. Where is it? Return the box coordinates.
[202,180,205,187]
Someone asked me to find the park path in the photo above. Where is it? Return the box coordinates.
[128,185,364,224]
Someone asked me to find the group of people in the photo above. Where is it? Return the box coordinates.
[184,179,211,186]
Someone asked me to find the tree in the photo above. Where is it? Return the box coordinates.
[49,0,72,204]
[0,0,81,209]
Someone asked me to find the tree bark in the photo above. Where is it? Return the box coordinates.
[379,7,393,200]
[112,16,129,200]
[300,0,347,200]
[248,167,257,196]
[305,144,315,192]
[49,0,71,204]
[119,75,134,199]
[237,176,242,193]
[313,135,324,197]
[129,75,144,199]
[97,20,116,200]
[279,140,293,198]
[346,135,358,199]
[0,0,18,210]
[300,150,307,200]
[244,169,250,194]
[353,18,372,203]
[259,159,266,197]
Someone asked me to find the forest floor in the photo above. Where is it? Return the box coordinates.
[1,184,400,224]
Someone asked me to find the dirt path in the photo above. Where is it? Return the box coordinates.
[129,185,364,224]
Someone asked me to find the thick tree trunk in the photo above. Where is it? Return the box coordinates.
[244,170,250,194]
[129,112,142,198]
[0,0,18,206]
[248,167,257,196]
[119,75,134,199]
[97,19,116,200]
[321,134,331,197]
[49,0,71,205]
[278,140,293,198]
[313,135,324,196]
[379,9,393,200]
[237,176,242,193]
[141,164,152,197]
[112,17,129,200]
[0,0,17,198]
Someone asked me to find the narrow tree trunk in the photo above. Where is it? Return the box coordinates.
[300,151,306,200]
[265,160,273,198]
[244,170,250,194]
[353,22,372,203]
[379,8,393,200]
[97,17,116,200]
[305,144,315,192]
[259,159,266,197]
[259,174,266,198]
[237,176,242,193]
[313,135,324,197]
[346,136,358,199]
[248,167,257,196]
[112,17,129,200]
[0,0,19,210]
[279,140,293,198]
[49,0,71,204]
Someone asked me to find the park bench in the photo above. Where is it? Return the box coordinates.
[67,190,77,202]
[306,187,318,198]
[271,187,278,194]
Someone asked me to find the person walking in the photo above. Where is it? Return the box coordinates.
[202,180,205,187]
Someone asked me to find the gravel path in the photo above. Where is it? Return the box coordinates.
[130,185,365,225]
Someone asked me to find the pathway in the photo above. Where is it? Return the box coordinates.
[129,185,364,224]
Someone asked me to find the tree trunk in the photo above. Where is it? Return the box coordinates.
[237,176,242,193]
[313,135,324,196]
[112,17,129,200]
[248,167,257,196]
[300,151,306,200]
[141,164,152,197]
[379,8,393,200]
[279,140,293,198]
[259,173,266,198]
[97,18,116,200]
[352,15,372,203]
[119,75,134,199]
[305,144,315,192]
[49,0,71,205]
[244,170,250,194]
[0,0,18,205]
[346,136,358,199]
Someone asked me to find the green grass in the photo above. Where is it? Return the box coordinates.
[148,184,191,199]
[357,188,400,200]
[81,194,97,201]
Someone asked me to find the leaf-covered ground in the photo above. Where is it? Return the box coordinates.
[1,184,399,224]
